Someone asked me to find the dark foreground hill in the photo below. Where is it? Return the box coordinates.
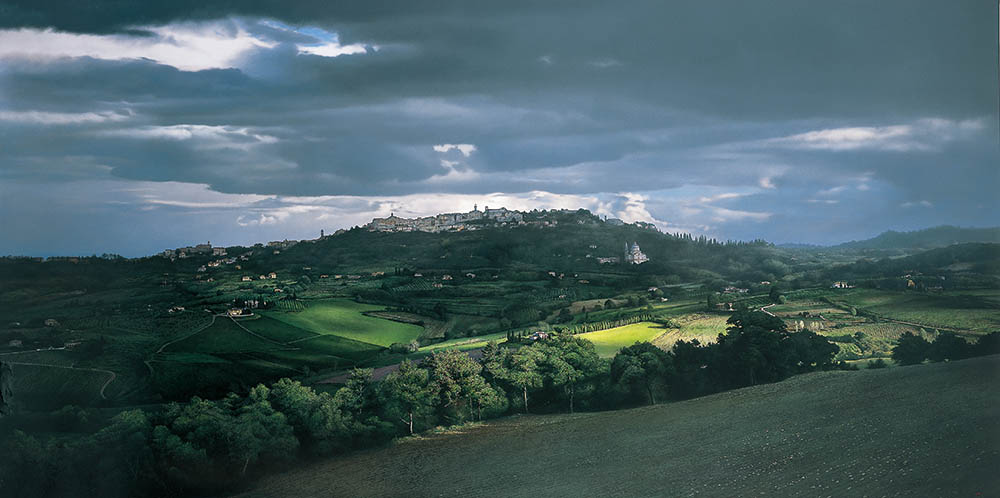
[236,356,1000,498]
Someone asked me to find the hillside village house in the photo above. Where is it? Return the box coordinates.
[242,276,252,282]
[269,272,277,279]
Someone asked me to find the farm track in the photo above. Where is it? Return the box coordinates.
[0,346,68,356]
[285,335,323,344]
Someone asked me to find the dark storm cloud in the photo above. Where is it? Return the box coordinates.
[0,0,996,254]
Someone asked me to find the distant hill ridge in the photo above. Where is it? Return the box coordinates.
[833,225,1000,250]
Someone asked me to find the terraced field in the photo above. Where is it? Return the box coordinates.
[238,355,1000,498]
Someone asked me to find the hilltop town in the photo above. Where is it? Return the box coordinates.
[366,205,525,232]
[364,205,657,234]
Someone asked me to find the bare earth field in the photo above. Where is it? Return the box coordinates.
[236,355,1000,498]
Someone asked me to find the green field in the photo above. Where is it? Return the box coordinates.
[577,322,669,357]
[6,363,112,410]
[291,334,384,360]
[420,332,509,353]
[652,314,728,350]
[265,299,423,347]
[164,318,287,354]
[829,289,1000,334]
[238,315,318,343]
[238,356,1000,498]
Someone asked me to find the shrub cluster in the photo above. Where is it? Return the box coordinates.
[891,330,999,366]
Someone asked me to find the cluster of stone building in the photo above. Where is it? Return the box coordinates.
[366,205,525,233]
[162,242,226,259]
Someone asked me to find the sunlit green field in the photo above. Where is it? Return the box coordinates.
[265,299,423,347]
[652,314,728,350]
[578,322,668,357]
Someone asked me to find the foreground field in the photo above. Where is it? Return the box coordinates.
[237,355,1000,498]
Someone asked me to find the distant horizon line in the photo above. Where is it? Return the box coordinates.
[2,221,997,260]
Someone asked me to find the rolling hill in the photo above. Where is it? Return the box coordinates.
[833,225,1000,251]
[235,355,1000,498]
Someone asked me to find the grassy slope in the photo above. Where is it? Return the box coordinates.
[831,289,1000,334]
[163,318,286,354]
[265,299,423,347]
[577,322,669,357]
[419,332,508,353]
[238,356,1000,498]
[651,314,728,350]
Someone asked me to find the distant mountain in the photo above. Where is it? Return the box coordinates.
[776,242,825,249]
[833,226,1000,251]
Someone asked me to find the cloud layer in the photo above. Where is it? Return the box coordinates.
[0,1,996,255]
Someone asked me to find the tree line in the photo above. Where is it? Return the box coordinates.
[892,330,999,366]
[1,312,855,497]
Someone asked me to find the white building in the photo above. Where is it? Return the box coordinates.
[624,241,649,264]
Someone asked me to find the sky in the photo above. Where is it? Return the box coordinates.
[0,1,997,257]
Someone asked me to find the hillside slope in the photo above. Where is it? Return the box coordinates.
[834,225,1000,251]
[237,356,1000,498]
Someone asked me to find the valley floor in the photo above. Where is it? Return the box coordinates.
[235,355,1000,498]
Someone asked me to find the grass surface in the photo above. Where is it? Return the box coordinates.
[237,355,1000,498]
[831,289,1000,334]
[6,363,111,410]
[292,334,384,360]
[265,299,423,347]
[164,318,286,354]
[420,332,508,352]
[651,313,728,350]
[577,322,669,357]
[238,315,318,343]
